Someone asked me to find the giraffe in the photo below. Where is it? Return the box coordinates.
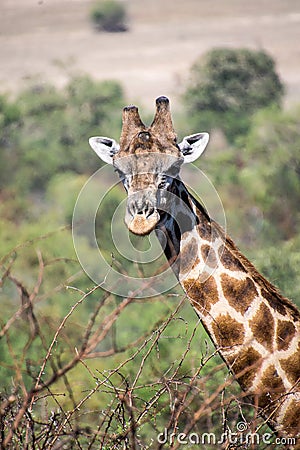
[89,96,300,439]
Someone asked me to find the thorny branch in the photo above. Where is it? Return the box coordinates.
[0,247,281,449]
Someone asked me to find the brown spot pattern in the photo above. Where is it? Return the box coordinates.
[261,288,287,316]
[180,238,199,274]
[196,216,212,241]
[249,302,274,351]
[257,364,285,410]
[183,274,219,315]
[281,399,300,437]
[211,313,245,348]
[276,320,296,351]
[228,346,262,390]
[280,342,300,385]
[221,274,258,314]
[201,244,218,269]
[218,246,246,272]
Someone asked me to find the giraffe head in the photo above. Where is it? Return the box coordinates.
[89,96,209,235]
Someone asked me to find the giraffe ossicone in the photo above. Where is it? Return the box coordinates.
[89,96,300,439]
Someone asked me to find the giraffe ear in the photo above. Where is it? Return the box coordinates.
[89,136,120,165]
[179,133,209,163]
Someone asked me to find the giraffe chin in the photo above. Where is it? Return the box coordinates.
[127,213,159,236]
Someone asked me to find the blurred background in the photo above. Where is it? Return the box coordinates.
[1,0,300,107]
[1,1,300,448]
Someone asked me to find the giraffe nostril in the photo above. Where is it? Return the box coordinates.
[128,199,136,216]
[131,204,155,218]
[146,206,154,217]
[128,196,156,219]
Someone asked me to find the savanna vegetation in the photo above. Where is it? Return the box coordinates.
[184,48,284,142]
[90,0,128,32]
[0,48,299,448]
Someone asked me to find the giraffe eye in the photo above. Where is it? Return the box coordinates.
[166,164,181,177]
[114,168,131,189]
[158,175,168,189]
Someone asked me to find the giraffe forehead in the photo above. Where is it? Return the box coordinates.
[119,130,181,157]
[114,152,183,175]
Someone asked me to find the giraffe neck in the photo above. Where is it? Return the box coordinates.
[156,179,300,438]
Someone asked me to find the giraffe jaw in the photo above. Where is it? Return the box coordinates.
[126,211,160,236]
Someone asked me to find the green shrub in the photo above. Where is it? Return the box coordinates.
[90,0,128,32]
[184,48,284,142]
[0,75,124,193]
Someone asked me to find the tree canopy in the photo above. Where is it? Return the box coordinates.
[184,48,284,141]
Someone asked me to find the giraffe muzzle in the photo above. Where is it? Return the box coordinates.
[125,196,160,236]
[127,212,160,236]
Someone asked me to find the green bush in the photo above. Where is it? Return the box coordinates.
[90,0,128,32]
[184,48,284,142]
[0,75,124,193]
[236,106,300,241]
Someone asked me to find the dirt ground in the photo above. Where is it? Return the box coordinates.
[1,0,300,110]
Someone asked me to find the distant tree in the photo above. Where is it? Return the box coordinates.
[184,48,284,141]
[90,0,128,32]
[237,106,300,240]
